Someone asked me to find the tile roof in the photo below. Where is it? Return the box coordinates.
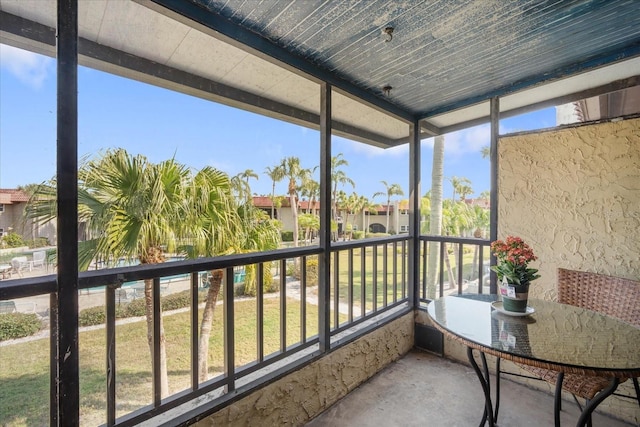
[0,189,29,204]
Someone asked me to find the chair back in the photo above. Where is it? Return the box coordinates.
[11,257,24,270]
[557,268,640,327]
[33,251,46,263]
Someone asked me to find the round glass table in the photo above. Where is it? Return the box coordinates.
[427,294,640,426]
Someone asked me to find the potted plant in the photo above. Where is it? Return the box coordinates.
[490,236,540,312]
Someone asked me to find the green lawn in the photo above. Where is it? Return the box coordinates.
[329,243,489,311]
[1,240,487,425]
[0,298,326,426]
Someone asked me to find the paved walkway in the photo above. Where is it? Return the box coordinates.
[0,274,326,346]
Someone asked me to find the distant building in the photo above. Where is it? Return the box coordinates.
[0,189,56,245]
[463,198,490,209]
[252,195,407,234]
[556,86,640,124]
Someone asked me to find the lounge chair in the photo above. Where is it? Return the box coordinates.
[32,251,46,270]
[10,257,29,277]
[0,300,17,314]
[116,289,135,305]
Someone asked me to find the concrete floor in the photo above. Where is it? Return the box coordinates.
[307,350,634,427]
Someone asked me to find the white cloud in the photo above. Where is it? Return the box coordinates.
[0,44,53,89]
[443,124,490,156]
[420,124,492,157]
[338,121,516,160]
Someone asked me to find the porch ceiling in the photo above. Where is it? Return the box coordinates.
[1,0,639,147]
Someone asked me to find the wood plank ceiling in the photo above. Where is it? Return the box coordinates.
[1,0,639,146]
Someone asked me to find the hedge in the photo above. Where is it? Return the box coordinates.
[0,313,42,341]
[78,289,209,327]
[292,256,318,287]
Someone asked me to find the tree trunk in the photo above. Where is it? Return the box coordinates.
[144,279,169,396]
[444,243,457,290]
[471,246,479,281]
[427,135,445,299]
[362,210,366,235]
[270,182,276,219]
[386,197,391,232]
[198,269,224,382]
[470,228,482,281]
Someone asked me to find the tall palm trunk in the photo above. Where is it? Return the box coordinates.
[444,243,456,289]
[141,247,169,397]
[470,228,482,282]
[270,181,276,219]
[386,197,391,232]
[198,269,224,381]
[289,180,299,248]
[143,279,169,396]
[427,136,445,299]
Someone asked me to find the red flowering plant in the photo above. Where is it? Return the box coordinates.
[490,236,540,286]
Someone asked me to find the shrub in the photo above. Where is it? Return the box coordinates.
[79,306,106,326]
[264,262,279,293]
[281,231,294,242]
[78,290,207,327]
[367,232,390,238]
[79,305,128,326]
[293,256,318,287]
[352,231,365,240]
[124,298,146,317]
[1,232,25,248]
[161,291,191,311]
[25,237,50,249]
[0,313,41,341]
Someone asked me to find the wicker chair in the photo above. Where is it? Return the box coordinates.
[523,268,640,426]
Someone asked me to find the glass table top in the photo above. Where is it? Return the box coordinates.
[427,295,640,374]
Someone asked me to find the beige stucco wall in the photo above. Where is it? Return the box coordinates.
[498,117,640,299]
[421,118,640,424]
[195,312,414,426]
[497,118,640,424]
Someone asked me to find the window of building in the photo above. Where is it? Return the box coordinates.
[0,204,4,212]
[400,225,409,233]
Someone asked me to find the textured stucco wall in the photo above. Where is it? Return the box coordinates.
[194,313,413,426]
[498,118,640,299]
[497,118,640,424]
[420,118,640,424]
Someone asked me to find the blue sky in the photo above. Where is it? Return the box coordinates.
[0,43,556,201]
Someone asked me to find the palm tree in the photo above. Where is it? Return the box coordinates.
[441,200,473,289]
[427,135,445,299]
[373,181,404,233]
[27,149,188,397]
[358,195,378,236]
[420,193,431,234]
[180,166,238,381]
[469,205,490,281]
[447,176,472,203]
[299,174,319,214]
[299,212,319,244]
[457,182,474,203]
[481,146,490,159]
[233,203,280,295]
[331,154,354,239]
[280,156,306,248]
[178,167,281,381]
[264,165,285,219]
[341,192,362,240]
[232,169,259,201]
